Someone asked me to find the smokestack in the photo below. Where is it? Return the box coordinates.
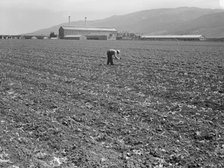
[85,17,87,26]
[68,16,71,25]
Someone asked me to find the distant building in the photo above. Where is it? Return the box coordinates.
[59,26,117,40]
[50,37,58,40]
[140,35,205,41]
[31,36,37,40]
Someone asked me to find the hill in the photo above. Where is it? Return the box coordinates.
[28,7,224,38]
[171,12,224,38]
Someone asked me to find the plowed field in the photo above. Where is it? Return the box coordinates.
[0,40,224,167]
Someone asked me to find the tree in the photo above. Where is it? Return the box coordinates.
[49,32,57,38]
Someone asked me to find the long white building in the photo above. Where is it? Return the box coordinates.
[59,26,117,40]
[140,35,205,41]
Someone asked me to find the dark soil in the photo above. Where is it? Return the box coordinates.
[0,40,223,167]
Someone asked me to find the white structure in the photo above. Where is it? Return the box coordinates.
[31,36,37,39]
[59,26,117,40]
[141,35,205,41]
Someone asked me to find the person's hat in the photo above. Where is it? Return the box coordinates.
[117,50,120,54]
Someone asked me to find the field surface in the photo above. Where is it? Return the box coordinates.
[0,40,224,168]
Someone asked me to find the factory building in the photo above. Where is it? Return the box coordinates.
[140,35,205,41]
[59,26,117,40]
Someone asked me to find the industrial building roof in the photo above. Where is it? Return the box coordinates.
[141,35,204,39]
[64,35,84,38]
[61,26,117,32]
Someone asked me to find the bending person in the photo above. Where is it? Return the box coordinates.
[106,49,120,65]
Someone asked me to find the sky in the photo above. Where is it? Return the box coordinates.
[0,0,223,35]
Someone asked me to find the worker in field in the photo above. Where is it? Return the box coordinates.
[106,49,121,65]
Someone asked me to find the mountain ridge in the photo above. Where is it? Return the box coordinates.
[28,7,224,38]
